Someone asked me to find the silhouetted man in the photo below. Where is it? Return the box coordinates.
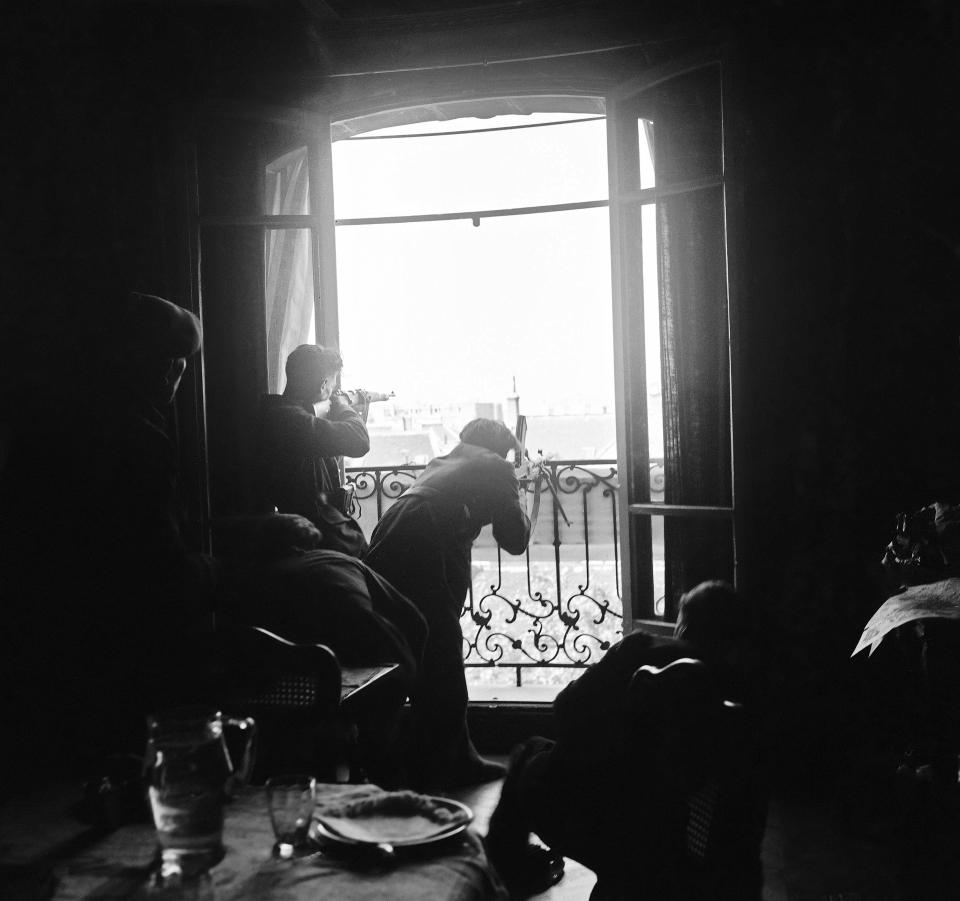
[258,344,370,556]
[1,298,425,775]
[484,580,765,900]
[365,418,531,788]
[0,292,212,764]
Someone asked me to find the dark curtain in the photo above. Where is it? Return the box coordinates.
[647,65,734,618]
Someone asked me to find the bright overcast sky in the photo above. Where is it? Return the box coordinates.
[331,113,658,417]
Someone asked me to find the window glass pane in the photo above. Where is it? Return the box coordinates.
[642,202,663,491]
[336,207,613,420]
[332,114,608,220]
[650,514,666,617]
[264,228,315,393]
[265,147,310,215]
[638,119,655,189]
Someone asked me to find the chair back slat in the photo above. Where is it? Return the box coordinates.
[212,625,348,781]
[685,777,720,862]
[244,673,320,708]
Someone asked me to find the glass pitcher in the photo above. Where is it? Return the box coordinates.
[144,708,257,877]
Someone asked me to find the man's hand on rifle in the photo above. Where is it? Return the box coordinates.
[515,454,533,482]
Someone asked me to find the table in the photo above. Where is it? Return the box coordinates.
[0,782,508,901]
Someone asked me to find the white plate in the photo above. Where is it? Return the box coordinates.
[312,795,473,848]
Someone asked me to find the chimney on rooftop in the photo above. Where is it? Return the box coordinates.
[506,375,520,429]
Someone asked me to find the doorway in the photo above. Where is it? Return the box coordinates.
[329,103,662,696]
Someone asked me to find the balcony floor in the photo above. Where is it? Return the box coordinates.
[468,684,561,704]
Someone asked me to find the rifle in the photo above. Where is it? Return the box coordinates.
[514,416,571,534]
[335,389,395,424]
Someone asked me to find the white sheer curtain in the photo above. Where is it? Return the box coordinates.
[264,147,315,393]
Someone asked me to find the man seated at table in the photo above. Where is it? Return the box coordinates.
[365,418,531,789]
[258,344,370,557]
[483,580,766,899]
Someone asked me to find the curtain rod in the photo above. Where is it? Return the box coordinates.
[346,115,605,140]
[326,40,672,78]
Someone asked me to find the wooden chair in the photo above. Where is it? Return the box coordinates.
[591,657,766,901]
[211,625,399,784]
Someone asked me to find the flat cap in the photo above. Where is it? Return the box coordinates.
[119,292,202,358]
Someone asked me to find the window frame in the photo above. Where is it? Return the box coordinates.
[187,57,739,627]
[607,54,737,631]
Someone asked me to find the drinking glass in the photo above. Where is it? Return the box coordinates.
[266,775,318,858]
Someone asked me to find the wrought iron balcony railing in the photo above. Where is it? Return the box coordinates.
[345,458,643,690]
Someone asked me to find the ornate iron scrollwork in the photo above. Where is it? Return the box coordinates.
[346,458,623,681]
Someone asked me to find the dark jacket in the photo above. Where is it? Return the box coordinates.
[363,442,532,780]
[257,393,370,527]
[552,631,696,772]
[229,549,428,693]
[365,442,531,608]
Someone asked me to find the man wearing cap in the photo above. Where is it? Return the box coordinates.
[365,418,531,789]
[0,296,425,775]
[0,291,218,764]
[95,292,205,561]
[258,344,370,557]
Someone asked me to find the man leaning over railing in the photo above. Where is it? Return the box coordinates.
[365,418,531,790]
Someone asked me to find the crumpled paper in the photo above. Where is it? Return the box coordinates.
[852,578,960,656]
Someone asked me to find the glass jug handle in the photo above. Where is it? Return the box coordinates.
[224,716,258,788]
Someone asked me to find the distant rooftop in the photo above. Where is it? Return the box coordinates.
[524,413,617,459]
[347,431,436,468]
[346,409,664,468]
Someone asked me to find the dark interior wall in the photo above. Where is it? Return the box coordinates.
[3,0,959,773]
[727,5,960,774]
[1,1,313,382]
[1,1,314,528]
[735,4,960,570]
